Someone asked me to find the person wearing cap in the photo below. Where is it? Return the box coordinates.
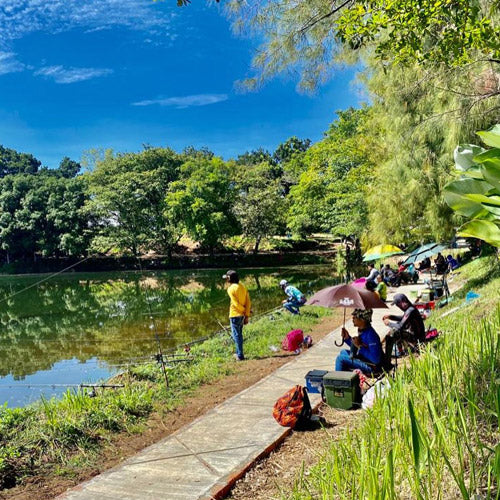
[382,293,426,364]
[334,308,383,375]
[279,280,306,315]
[223,270,251,361]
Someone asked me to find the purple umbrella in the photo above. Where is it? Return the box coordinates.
[306,284,388,310]
[306,284,388,346]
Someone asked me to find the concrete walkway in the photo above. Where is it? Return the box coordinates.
[57,284,423,500]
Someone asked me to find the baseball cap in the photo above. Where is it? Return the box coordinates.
[391,293,410,305]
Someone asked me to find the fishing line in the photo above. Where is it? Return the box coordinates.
[0,251,111,306]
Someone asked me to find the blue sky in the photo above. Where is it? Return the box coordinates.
[0,0,362,168]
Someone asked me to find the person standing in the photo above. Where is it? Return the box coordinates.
[279,279,306,315]
[223,270,251,361]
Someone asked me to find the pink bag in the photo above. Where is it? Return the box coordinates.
[282,329,304,352]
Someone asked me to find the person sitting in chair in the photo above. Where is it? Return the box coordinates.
[335,309,384,376]
[382,293,426,365]
[435,253,448,274]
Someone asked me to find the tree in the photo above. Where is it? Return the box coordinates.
[58,157,81,179]
[165,156,238,254]
[361,59,499,245]
[235,148,274,167]
[286,108,371,237]
[226,0,500,91]
[444,124,500,247]
[86,148,183,256]
[273,136,311,164]
[0,145,41,177]
[0,173,91,262]
[233,162,286,252]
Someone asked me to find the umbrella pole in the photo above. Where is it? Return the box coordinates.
[335,308,346,347]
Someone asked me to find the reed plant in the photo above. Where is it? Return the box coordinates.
[289,257,500,500]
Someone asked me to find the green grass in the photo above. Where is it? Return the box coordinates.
[289,255,500,500]
[0,304,334,491]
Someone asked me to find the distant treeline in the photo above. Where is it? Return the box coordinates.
[2,79,499,267]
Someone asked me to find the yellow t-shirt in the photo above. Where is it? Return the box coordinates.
[227,283,251,318]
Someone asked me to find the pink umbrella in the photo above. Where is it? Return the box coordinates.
[352,277,367,288]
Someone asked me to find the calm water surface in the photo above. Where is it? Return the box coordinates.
[0,265,337,407]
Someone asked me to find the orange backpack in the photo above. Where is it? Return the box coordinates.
[272,385,312,429]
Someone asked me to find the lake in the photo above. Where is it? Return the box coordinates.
[0,265,338,407]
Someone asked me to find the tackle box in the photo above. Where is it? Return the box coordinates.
[322,371,361,410]
[305,369,329,394]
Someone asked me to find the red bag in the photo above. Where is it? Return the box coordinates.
[282,329,304,352]
[272,385,312,428]
[425,328,440,340]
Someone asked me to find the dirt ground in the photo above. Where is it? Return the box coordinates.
[1,314,343,500]
[227,405,365,500]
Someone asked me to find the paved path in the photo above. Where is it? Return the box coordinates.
[57,284,422,500]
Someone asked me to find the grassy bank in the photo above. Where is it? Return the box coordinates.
[289,256,500,500]
[0,306,333,492]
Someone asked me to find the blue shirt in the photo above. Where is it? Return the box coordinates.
[345,326,383,367]
[284,285,305,303]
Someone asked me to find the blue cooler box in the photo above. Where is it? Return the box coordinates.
[305,369,329,394]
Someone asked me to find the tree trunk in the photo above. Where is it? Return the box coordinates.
[253,236,261,255]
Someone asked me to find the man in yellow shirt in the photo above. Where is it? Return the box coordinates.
[223,270,251,361]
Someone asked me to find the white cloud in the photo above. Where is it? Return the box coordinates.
[0,0,174,49]
[133,94,229,109]
[34,65,113,84]
[0,51,25,75]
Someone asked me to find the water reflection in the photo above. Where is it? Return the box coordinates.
[0,265,337,406]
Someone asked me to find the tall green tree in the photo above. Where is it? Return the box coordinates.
[287,107,372,238]
[87,148,182,256]
[362,60,500,245]
[165,156,238,254]
[233,161,287,253]
[0,173,90,262]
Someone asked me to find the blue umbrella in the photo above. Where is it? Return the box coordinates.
[403,243,447,265]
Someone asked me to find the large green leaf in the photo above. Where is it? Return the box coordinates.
[454,144,485,171]
[477,125,500,149]
[443,178,492,218]
[464,194,500,216]
[458,219,500,247]
[482,163,500,192]
[473,147,500,165]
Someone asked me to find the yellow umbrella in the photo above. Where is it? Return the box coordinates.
[362,244,404,262]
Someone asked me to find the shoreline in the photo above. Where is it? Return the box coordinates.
[0,250,336,277]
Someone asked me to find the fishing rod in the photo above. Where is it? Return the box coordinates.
[0,383,124,389]
[135,256,170,391]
